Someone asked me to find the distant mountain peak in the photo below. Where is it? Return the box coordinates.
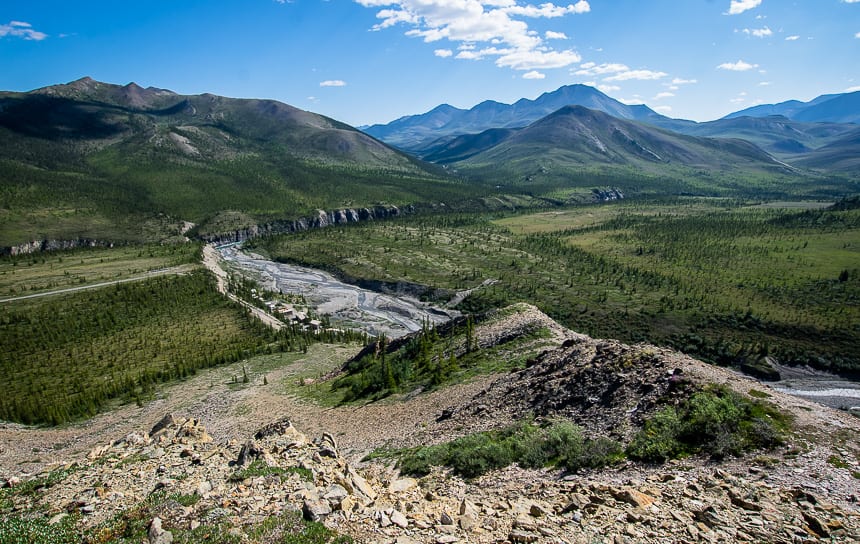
[363,83,686,152]
[723,91,860,124]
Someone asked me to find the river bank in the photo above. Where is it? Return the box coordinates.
[218,245,457,339]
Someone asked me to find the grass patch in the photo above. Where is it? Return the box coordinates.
[827,455,851,469]
[228,460,313,483]
[747,389,772,399]
[397,419,622,479]
[0,513,83,544]
[627,385,791,463]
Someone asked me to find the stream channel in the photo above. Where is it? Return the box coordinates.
[219,245,457,339]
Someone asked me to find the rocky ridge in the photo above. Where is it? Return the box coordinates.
[2,412,858,543]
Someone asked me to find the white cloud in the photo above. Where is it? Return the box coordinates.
[604,69,667,82]
[842,0,860,3]
[497,48,581,70]
[785,35,800,41]
[743,26,772,37]
[320,80,347,87]
[717,60,758,71]
[434,48,453,57]
[759,81,772,86]
[653,91,675,100]
[846,85,860,92]
[0,20,47,40]
[355,1,589,71]
[522,70,545,79]
[617,97,644,105]
[671,77,697,85]
[573,62,629,76]
[727,0,762,15]
[505,1,590,17]
[597,84,620,93]
[856,32,860,38]
[653,105,672,113]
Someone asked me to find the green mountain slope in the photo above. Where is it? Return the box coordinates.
[0,78,466,246]
[676,115,858,158]
[454,106,802,195]
[791,128,860,172]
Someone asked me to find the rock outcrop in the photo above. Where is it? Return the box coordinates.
[1,238,116,256]
[199,204,409,245]
[2,413,858,543]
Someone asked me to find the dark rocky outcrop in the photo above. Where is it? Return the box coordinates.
[198,204,409,245]
[1,238,117,257]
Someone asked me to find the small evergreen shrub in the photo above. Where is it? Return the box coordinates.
[397,419,622,479]
[627,385,790,463]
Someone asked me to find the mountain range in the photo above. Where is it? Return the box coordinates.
[364,85,860,166]
[724,91,860,124]
[0,77,857,248]
[362,84,693,152]
[0,77,470,245]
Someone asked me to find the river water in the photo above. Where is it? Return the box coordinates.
[219,246,456,338]
[770,365,860,414]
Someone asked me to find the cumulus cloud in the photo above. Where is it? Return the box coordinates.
[354,1,589,71]
[743,26,772,37]
[785,35,800,41]
[845,85,860,92]
[727,0,762,15]
[434,48,453,57]
[653,91,675,100]
[653,105,672,113]
[603,69,667,82]
[320,80,347,87]
[522,70,545,79]
[573,62,629,76]
[0,20,47,40]
[597,84,620,93]
[717,60,758,71]
[671,78,697,85]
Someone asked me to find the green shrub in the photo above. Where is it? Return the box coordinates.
[228,460,312,483]
[0,514,82,544]
[397,419,622,479]
[627,385,790,463]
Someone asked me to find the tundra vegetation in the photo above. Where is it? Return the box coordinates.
[250,197,860,376]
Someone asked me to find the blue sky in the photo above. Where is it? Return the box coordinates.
[2,1,859,126]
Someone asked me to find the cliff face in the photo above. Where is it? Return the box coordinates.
[1,204,409,255]
[1,238,116,257]
[198,205,408,245]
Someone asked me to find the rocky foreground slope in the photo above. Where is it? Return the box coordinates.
[2,305,859,542]
[2,412,857,543]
